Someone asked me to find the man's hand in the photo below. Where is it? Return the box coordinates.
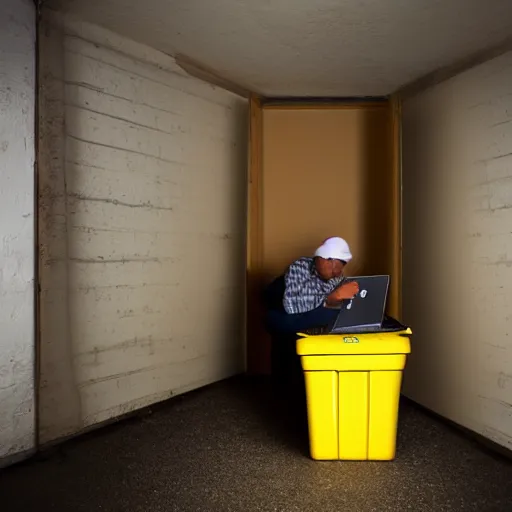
[328,281,359,303]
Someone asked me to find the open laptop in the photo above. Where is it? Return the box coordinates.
[306,275,390,335]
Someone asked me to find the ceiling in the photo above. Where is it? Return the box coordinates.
[52,0,512,97]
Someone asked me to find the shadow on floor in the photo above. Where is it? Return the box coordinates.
[0,376,511,512]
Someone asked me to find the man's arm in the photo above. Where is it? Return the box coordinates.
[283,260,332,314]
[325,281,360,307]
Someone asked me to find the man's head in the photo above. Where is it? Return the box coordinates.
[313,237,352,281]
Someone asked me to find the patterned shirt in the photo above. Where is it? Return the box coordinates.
[283,257,344,314]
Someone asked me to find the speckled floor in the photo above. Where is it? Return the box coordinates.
[1,377,511,512]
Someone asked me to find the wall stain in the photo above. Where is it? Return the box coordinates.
[498,372,512,390]
[68,192,173,211]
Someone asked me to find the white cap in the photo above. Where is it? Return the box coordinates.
[314,237,352,262]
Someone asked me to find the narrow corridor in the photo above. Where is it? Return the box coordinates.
[0,377,511,512]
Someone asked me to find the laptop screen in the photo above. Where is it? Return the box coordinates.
[330,275,390,333]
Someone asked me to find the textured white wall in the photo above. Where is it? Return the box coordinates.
[39,11,247,443]
[0,0,36,466]
[402,51,512,450]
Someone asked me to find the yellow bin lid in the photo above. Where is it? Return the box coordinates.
[297,328,412,356]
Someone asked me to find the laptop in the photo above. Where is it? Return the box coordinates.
[306,275,390,335]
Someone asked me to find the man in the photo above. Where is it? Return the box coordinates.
[284,237,358,315]
[264,237,359,397]
[265,237,359,334]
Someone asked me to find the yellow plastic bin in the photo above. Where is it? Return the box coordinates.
[296,323,411,461]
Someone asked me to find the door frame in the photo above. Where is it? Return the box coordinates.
[246,96,402,374]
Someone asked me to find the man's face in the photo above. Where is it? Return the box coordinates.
[315,257,346,280]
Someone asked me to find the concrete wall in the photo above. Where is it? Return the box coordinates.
[0,0,36,466]
[402,51,512,450]
[39,11,248,444]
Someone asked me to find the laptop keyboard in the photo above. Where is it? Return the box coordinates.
[300,317,407,337]
[302,325,330,336]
